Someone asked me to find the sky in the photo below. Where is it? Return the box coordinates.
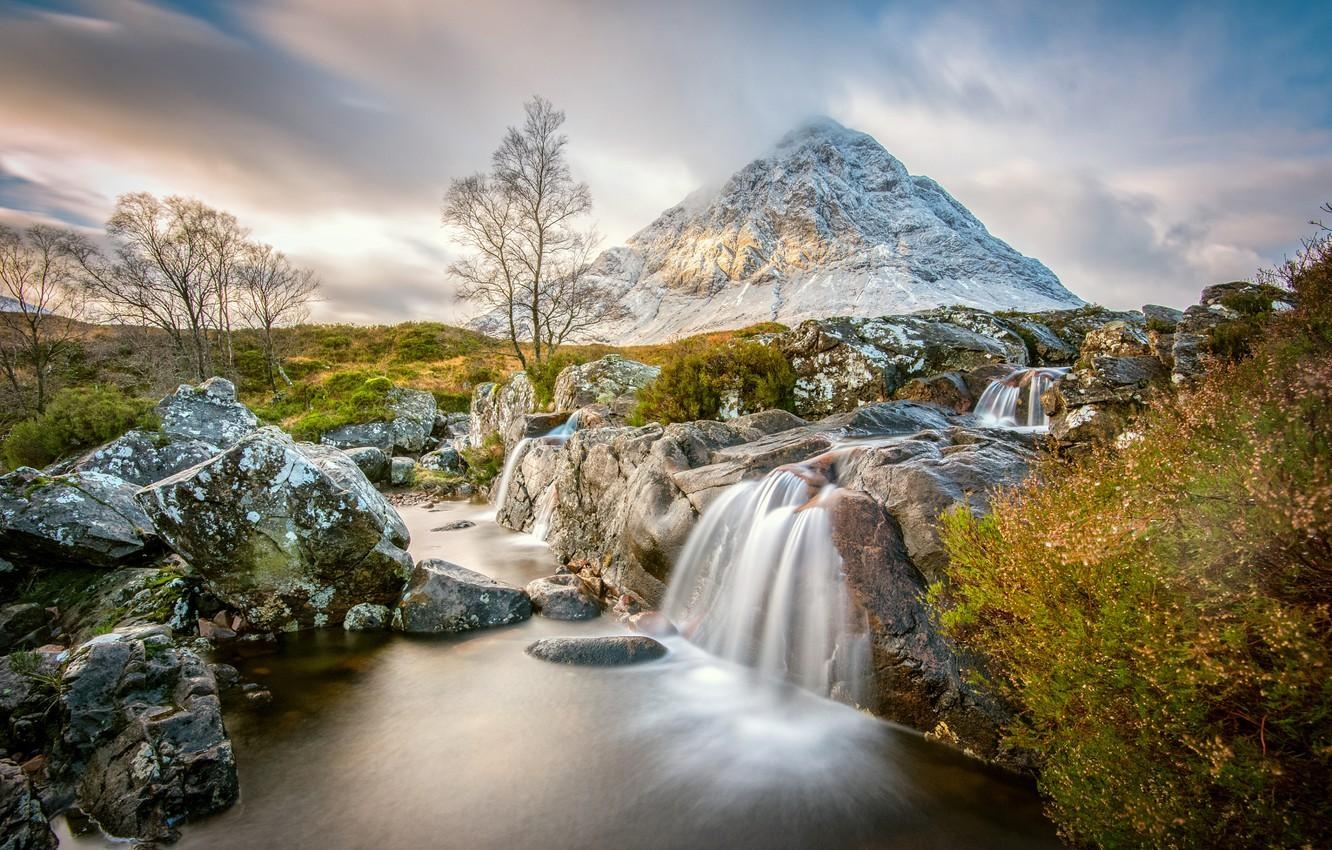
[1,0,1329,323]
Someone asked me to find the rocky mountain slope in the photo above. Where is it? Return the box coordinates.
[588,117,1083,343]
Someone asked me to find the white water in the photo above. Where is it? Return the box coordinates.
[663,466,871,704]
[490,412,579,517]
[973,366,1069,429]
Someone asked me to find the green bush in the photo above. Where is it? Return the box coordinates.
[253,370,396,442]
[633,341,796,425]
[2,386,157,469]
[461,432,506,488]
[931,224,1332,848]
[527,352,585,409]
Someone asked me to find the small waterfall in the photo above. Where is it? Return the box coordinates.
[490,412,579,509]
[974,366,1069,429]
[663,466,870,704]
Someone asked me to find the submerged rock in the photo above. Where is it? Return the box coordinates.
[0,468,158,571]
[525,575,600,620]
[394,559,531,634]
[156,377,259,449]
[58,627,238,842]
[0,758,56,850]
[525,635,667,666]
[138,428,412,631]
[71,429,218,487]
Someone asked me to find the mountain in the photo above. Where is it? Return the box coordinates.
[585,117,1083,343]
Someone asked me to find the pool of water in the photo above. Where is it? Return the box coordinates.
[55,501,1059,850]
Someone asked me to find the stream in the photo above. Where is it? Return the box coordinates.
[54,500,1059,849]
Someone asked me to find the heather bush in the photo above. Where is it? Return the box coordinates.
[633,341,796,424]
[932,212,1332,848]
[2,385,157,469]
[253,369,397,442]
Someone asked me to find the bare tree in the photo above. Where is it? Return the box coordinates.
[71,193,222,380]
[200,206,248,371]
[0,224,88,413]
[443,97,625,372]
[235,242,318,391]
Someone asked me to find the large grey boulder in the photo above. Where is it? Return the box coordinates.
[386,387,437,453]
[525,635,667,666]
[321,421,393,453]
[389,456,415,486]
[553,355,660,412]
[58,627,238,842]
[525,574,600,620]
[0,468,157,570]
[155,377,258,449]
[343,445,390,484]
[71,429,218,487]
[0,758,55,850]
[138,428,412,631]
[393,559,531,634]
[467,373,535,449]
[418,446,464,475]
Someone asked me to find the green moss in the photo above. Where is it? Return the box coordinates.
[253,369,398,441]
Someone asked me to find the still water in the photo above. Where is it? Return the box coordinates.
[55,501,1059,850]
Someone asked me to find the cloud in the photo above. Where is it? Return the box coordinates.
[0,0,1328,318]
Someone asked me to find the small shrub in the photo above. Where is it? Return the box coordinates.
[256,370,396,442]
[2,386,157,469]
[634,341,796,425]
[461,432,506,488]
[527,352,585,409]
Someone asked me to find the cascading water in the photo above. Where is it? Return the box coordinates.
[663,464,870,704]
[490,412,580,513]
[973,365,1069,428]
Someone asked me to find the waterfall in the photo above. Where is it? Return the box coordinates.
[973,366,1069,429]
[490,412,579,509]
[663,465,870,704]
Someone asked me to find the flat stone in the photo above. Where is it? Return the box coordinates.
[525,635,667,666]
[525,575,600,620]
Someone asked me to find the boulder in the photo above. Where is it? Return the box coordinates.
[71,429,218,487]
[0,759,55,850]
[418,446,465,475]
[525,635,667,666]
[386,387,437,453]
[892,371,973,413]
[1142,303,1185,331]
[467,373,535,449]
[138,428,412,631]
[0,647,64,757]
[1078,321,1153,360]
[343,603,391,631]
[0,468,158,570]
[321,421,394,453]
[1011,318,1077,363]
[393,559,531,634]
[553,355,660,412]
[57,627,238,842]
[155,377,258,449]
[389,456,416,487]
[0,604,52,655]
[1044,355,1169,447]
[525,574,600,620]
[343,446,390,484]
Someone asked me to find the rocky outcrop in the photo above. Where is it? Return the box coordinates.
[0,758,55,850]
[775,309,1031,418]
[0,468,158,571]
[467,373,536,450]
[138,428,412,631]
[553,355,660,412]
[56,564,197,644]
[155,377,258,449]
[525,575,600,620]
[70,429,217,487]
[0,604,51,655]
[525,635,667,666]
[57,627,238,842]
[393,559,531,633]
[893,371,972,413]
[1170,282,1294,385]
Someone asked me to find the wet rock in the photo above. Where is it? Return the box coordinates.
[627,611,678,638]
[156,377,259,449]
[342,446,391,484]
[56,564,198,644]
[431,520,475,532]
[0,758,55,850]
[321,421,394,453]
[138,428,412,631]
[503,412,573,448]
[0,468,158,570]
[467,372,535,449]
[525,635,667,666]
[58,628,238,842]
[892,371,973,413]
[1011,318,1077,363]
[418,446,464,475]
[553,355,660,412]
[389,456,416,487]
[525,575,600,621]
[0,605,52,656]
[393,559,531,634]
[71,429,218,487]
[207,663,240,689]
[343,602,391,631]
